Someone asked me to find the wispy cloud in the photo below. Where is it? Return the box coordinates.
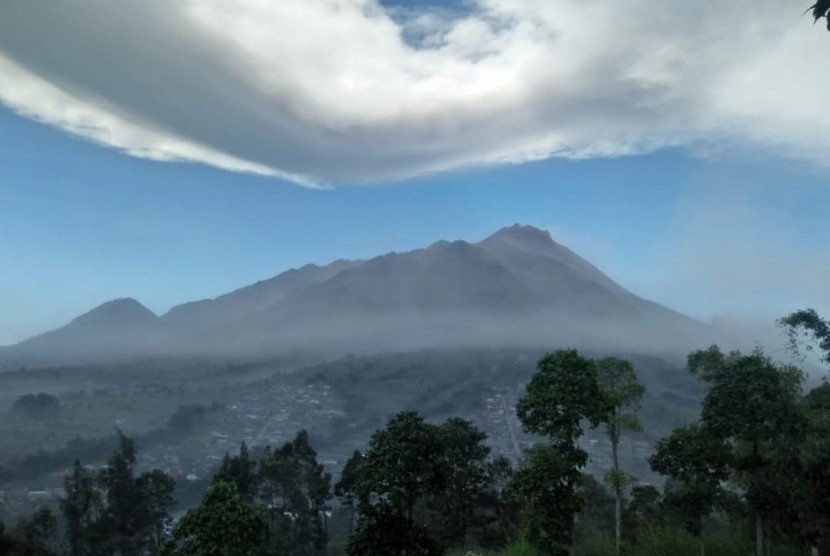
[0,1,826,185]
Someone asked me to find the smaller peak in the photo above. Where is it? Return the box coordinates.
[483,224,556,245]
[427,239,476,254]
[73,298,157,326]
[94,297,150,311]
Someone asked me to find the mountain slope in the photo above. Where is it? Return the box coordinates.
[1,225,709,365]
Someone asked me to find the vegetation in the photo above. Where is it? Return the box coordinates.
[596,357,645,556]
[805,1,830,30]
[11,393,60,420]
[3,311,830,555]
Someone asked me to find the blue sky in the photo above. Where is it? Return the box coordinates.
[1,1,829,344]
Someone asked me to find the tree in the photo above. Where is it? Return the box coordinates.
[515,350,611,555]
[97,431,141,554]
[781,309,830,365]
[59,432,176,556]
[60,459,99,556]
[511,444,584,556]
[622,484,662,536]
[516,350,609,462]
[166,481,269,556]
[595,356,645,556]
[431,417,491,548]
[475,455,519,550]
[136,469,176,554]
[213,442,258,502]
[686,346,805,556]
[792,383,830,554]
[348,411,444,556]
[805,1,830,30]
[575,474,615,542]
[97,432,163,555]
[258,430,331,556]
[14,506,58,554]
[0,516,55,556]
[649,423,732,556]
[334,451,362,534]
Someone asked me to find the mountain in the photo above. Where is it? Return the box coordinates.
[0,225,710,365]
[4,298,158,362]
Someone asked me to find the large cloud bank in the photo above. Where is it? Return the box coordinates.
[0,1,825,185]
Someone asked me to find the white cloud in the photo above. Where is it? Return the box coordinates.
[0,0,826,185]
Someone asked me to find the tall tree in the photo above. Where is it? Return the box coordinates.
[61,432,176,556]
[334,451,362,534]
[348,411,443,556]
[136,469,176,554]
[431,417,491,548]
[793,383,830,555]
[649,423,732,556]
[258,430,331,556]
[60,459,99,556]
[595,356,645,556]
[686,345,805,556]
[14,506,58,554]
[515,350,610,555]
[97,432,143,555]
[511,444,584,556]
[213,441,258,502]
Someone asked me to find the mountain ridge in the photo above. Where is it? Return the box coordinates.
[0,225,709,366]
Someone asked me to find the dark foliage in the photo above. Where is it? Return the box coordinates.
[11,393,60,420]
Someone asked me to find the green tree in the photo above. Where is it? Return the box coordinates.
[575,474,615,543]
[213,442,258,502]
[515,350,610,555]
[334,451,362,534]
[258,430,331,556]
[166,481,269,556]
[60,459,100,556]
[97,432,177,555]
[97,432,143,554]
[431,417,491,548]
[781,308,830,365]
[622,484,662,536]
[136,469,176,554]
[60,432,176,556]
[475,455,519,550]
[516,350,609,462]
[649,423,732,556]
[14,506,58,554]
[686,346,805,556]
[595,356,645,556]
[805,1,830,30]
[792,383,830,554]
[348,411,444,556]
[511,444,583,556]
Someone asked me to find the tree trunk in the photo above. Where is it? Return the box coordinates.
[699,515,705,556]
[811,546,819,556]
[612,419,621,556]
[755,511,763,556]
[615,489,621,556]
